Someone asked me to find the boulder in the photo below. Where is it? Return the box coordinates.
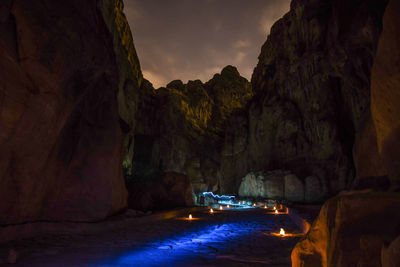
[291,192,400,267]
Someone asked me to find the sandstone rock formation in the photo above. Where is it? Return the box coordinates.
[369,0,400,190]
[291,192,400,267]
[238,170,316,202]
[132,66,253,194]
[292,1,400,265]
[382,235,400,267]
[0,0,141,224]
[221,0,389,198]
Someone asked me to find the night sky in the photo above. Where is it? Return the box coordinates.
[124,0,291,88]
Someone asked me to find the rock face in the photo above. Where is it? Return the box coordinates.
[291,192,400,267]
[238,170,310,202]
[382,235,400,267]
[132,66,253,194]
[369,0,400,190]
[292,2,400,266]
[353,0,400,191]
[0,0,142,224]
[221,0,388,197]
[127,172,194,211]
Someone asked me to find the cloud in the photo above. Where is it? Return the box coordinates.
[259,1,291,34]
[233,40,251,49]
[124,0,291,87]
[234,51,246,65]
[142,70,168,88]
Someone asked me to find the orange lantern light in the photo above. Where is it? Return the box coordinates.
[280,228,285,236]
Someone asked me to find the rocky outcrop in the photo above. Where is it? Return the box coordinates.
[100,0,144,172]
[0,0,141,224]
[132,66,253,194]
[369,0,400,190]
[238,170,323,202]
[292,2,400,265]
[291,192,400,267]
[382,235,400,267]
[221,0,388,197]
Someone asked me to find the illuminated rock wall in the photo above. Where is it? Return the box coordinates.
[221,0,389,199]
[134,66,253,193]
[0,0,143,224]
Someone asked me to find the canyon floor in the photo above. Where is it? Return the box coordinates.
[0,206,320,266]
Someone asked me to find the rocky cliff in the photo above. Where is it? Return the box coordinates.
[132,66,253,194]
[221,0,388,200]
[292,1,400,266]
[0,0,141,224]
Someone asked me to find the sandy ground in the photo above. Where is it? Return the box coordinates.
[0,207,313,266]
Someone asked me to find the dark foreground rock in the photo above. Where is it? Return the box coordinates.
[291,192,400,267]
[0,0,142,224]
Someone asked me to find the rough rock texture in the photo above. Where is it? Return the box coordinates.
[238,170,309,201]
[221,0,388,197]
[369,0,400,190]
[0,0,142,224]
[304,176,325,202]
[100,0,143,173]
[292,2,400,266]
[291,192,400,267]
[127,172,194,211]
[382,235,400,267]
[133,66,253,194]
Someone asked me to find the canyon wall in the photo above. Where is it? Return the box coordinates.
[132,66,253,194]
[292,1,400,266]
[221,0,388,199]
[0,0,141,224]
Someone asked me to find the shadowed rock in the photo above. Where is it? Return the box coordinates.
[0,0,143,224]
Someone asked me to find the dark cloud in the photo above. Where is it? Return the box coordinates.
[124,0,290,88]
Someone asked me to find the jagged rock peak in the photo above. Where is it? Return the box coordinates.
[220,65,241,77]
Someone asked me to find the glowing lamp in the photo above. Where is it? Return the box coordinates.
[210,208,214,213]
[219,205,223,210]
[275,209,278,214]
[280,228,285,236]
[273,206,276,210]
[264,205,267,209]
[188,214,193,220]
[253,203,256,207]
[227,205,230,208]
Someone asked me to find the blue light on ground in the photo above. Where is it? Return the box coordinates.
[101,223,254,267]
